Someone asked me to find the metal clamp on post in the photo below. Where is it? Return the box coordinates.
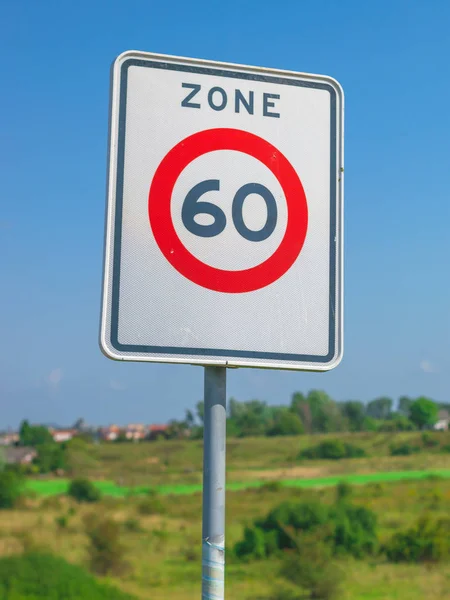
[202,538,225,599]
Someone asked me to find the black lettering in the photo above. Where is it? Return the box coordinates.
[181,83,201,109]
[232,183,278,242]
[235,90,254,115]
[208,87,227,111]
[263,93,280,118]
[182,180,226,238]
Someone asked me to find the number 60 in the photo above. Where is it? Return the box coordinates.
[181,179,278,242]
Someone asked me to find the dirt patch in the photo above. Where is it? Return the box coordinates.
[143,457,160,464]
[233,466,325,481]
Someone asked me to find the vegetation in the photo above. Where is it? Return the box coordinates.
[13,428,449,492]
[234,497,378,560]
[68,478,102,503]
[159,392,446,441]
[278,532,343,600]
[409,398,440,430]
[1,425,450,599]
[384,515,450,563]
[0,469,23,509]
[0,458,448,599]
[421,432,440,448]
[266,408,305,436]
[138,491,166,516]
[19,421,54,447]
[390,442,421,456]
[300,440,366,460]
[0,553,135,599]
[85,514,129,576]
[18,420,67,474]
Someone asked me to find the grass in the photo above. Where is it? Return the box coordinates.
[3,475,450,599]
[3,431,450,599]
[26,467,450,497]
[65,430,450,487]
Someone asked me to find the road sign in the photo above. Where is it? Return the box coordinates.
[100,51,344,371]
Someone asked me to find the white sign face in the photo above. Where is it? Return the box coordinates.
[100,51,344,371]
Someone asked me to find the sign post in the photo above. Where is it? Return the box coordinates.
[100,50,344,599]
[202,366,226,599]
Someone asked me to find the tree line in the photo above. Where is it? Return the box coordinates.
[165,391,446,439]
[9,393,447,453]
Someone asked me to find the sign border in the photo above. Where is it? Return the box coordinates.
[100,51,344,370]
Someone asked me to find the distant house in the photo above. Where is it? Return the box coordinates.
[434,410,450,431]
[148,424,169,441]
[4,447,37,465]
[98,423,169,442]
[50,429,77,443]
[99,425,120,441]
[124,424,147,441]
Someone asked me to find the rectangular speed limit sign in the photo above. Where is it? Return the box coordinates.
[100,51,344,371]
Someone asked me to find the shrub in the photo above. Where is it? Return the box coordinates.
[378,416,415,432]
[123,517,142,533]
[267,588,299,600]
[421,432,440,448]
[266,411,305,436]
[362,416,379,431]
[234,499,377,560]
[366,482,384,497]
[150,526,170,551]
[138,492,165,515]
[257,500,329,549]
[280,533,342,600]
[234,526,267,560]
[0,552,135,599]
[301,440,345,460]
[300,440,366,460]
[0,469,23,509]
[68,478,101,503]
[442,444,450,453]
[55,507,76,530]
[85,514,129,576]
[384,515,450,563]
[335,481,353,502]
[183,547,200,562]
[258,481,283,493]
[55,515,69,529]
[344,443,366,458]
[389,442,421,456]
[34,443,67,474]
[330,503,378,558]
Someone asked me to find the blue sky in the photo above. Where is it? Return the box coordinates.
[1,0,449,428]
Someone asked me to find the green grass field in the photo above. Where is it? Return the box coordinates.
[2,431,450,599]
[26,467,450,497]
[4,473,450,599]
[65,430,450,488]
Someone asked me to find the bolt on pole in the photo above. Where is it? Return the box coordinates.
[202,366,227,599]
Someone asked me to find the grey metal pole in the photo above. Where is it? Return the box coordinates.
[202,366,227,600]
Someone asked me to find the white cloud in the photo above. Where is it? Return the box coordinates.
[109,379,126,391]
[420,360,438,374]
[47,368,63,387]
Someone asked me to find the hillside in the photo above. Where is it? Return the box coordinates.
[64,430,450,487]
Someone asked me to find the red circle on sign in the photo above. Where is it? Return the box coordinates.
[148,128,308,293]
